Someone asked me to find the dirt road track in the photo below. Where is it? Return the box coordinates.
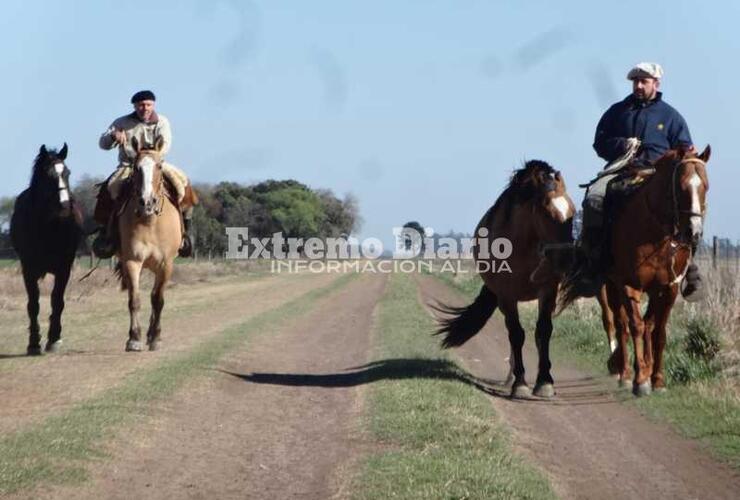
[27,273,387,500]
[417,274,739,500]
[0,271,337,435]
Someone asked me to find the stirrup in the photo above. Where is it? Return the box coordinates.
[178,235,193,258]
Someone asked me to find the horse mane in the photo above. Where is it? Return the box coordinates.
[29,147,67,190]
[491,160,557,220]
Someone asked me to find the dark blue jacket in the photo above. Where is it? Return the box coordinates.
[593,92,693,162]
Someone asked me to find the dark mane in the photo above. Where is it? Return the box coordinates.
[30,148,60,188]
[491,160,557,220]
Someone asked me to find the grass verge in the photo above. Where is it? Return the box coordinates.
[0,272,357,495]
[432,270,740,468]
[352,273,555,500]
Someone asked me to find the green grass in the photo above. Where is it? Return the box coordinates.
[0,272,357,495]
[0,259,17,269]
[431,270,740,469]
[353,274,555,500]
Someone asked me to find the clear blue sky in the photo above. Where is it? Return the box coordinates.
[2,0,738,247]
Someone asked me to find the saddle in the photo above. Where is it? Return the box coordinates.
[604,163,655,218]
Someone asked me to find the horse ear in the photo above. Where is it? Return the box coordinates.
[59,143,68,160]
[698,144,711,163]
[39,144,48,157]
[154,136,165,153]
[131,136,140,153]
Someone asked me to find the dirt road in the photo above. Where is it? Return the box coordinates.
[416,274,739,500]
[4,269,738,499]
[0,270,337,435]
[27,273,387,500]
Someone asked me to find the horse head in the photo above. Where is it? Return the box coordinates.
[517,161,575,242]
[653,146,710,245]
[130,136,166,217]
[676,145,710,245]
[31,143,72,219]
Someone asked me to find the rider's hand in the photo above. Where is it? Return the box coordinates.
[112,129,127,146]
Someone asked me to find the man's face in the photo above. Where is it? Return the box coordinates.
[632,77,660,101]
[134,100,155,121]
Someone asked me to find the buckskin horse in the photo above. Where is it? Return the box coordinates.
[10,144,83,355]
[560,146,710,396]
[435,160,575,398]
[114,137,197,351]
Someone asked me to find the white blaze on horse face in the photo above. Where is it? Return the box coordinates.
[54,162,69,203]
[688,173,703,236]
[551,196,572,222]
[138,156,156,200]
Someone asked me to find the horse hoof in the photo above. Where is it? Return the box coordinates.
[26,345,43,356]
[533,383,555,398]
[148,341,161,352]
[45,340,62,353]
[618,378,631,389]
[511,384,531,399]
[633,381,652,397]
[125,340,143,352]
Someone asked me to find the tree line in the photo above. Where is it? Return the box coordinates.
[0,176,360,259]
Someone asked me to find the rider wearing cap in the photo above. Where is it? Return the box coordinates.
[576,62,704,300]
[93,90,194,258]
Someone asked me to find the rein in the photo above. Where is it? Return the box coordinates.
[641,157,706,283]
[671,158,706,236]
[133,154,166,217]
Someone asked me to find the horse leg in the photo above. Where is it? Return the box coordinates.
[597,285,618,358]
[499,299,529,398]
[46,270,71,353]
[124,260,144,352]
[606,281,631,386]
[146,262,172,351]
[624,287,651,396]
[651,287,678,391]
[533,287,556,398]
[21,267,42,356]
[642,293,658,384]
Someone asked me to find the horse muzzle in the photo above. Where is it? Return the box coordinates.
[689,215,703,245]
[138,195,160,217]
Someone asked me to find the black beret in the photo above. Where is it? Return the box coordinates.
[131,90,156,103]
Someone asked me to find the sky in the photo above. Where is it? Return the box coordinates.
[1,0,738,249]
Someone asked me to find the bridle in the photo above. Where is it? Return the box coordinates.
[670,157,706,238]
[132,151,165,217]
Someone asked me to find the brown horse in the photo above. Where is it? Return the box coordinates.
[115,137,197,351]
[562,147,710,395]
[436,160,575,398]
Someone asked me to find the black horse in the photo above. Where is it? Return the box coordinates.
[10,144,83,355]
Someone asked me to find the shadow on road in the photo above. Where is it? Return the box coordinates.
[220,357,627,405]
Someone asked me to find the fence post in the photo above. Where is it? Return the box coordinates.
[712,236,718,269]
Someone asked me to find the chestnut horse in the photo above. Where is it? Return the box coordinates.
[115,137,196,351]
[436,160,575,398]
[561,147,710,395]
[10,144,83,354]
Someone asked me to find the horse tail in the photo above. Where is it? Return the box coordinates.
[113,261,127,291]
[556,268,581,314]
[434,285,497,348]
